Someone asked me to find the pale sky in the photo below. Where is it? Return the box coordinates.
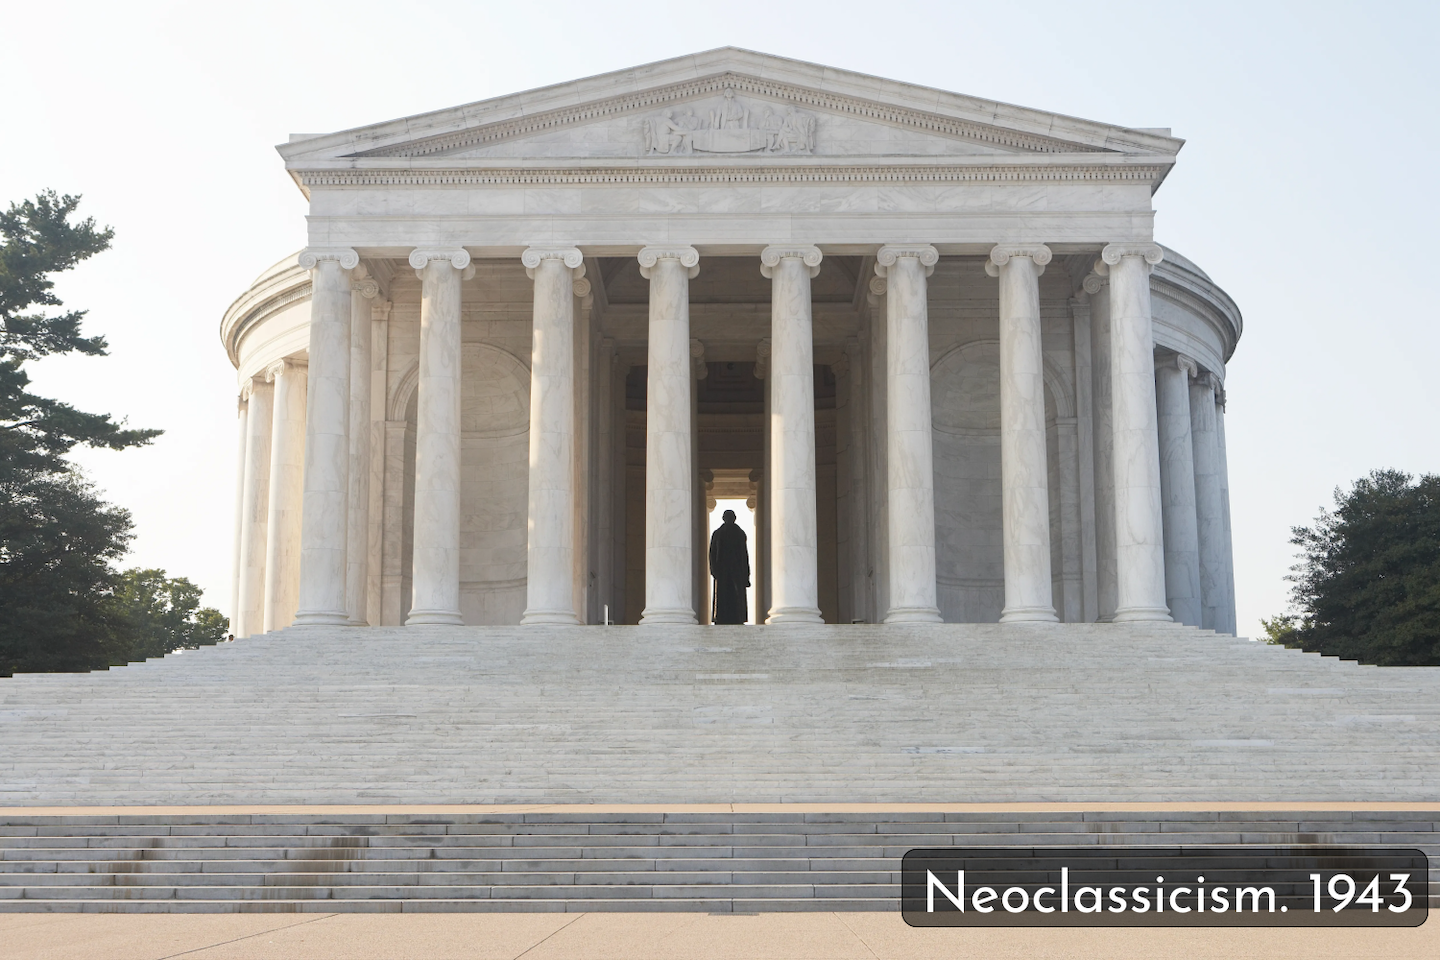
[4,1,1435,637]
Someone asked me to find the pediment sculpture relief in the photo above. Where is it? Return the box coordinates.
[643,88,816,156]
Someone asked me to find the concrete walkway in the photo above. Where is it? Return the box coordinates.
[3,912,1436,959]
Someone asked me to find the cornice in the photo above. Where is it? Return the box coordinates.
[348,72,1113,160]
[294,161,1168,190]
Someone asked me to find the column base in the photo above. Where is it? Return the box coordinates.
[521,610,582,626]
[346,619,369,627]
[291,611,350,627]
[883,607,944,624]
[405,609,464,626]
[765,607,823,625]
[999,605,1059,623]
[1112,606,1173,623]
[639,607,698,625]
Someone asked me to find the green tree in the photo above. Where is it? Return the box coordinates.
[1,191,159,477]
[107,568,228,662]
[0,191,226,676]
[1265,469,1440,666]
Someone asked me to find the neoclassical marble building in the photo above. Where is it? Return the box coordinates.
[222,49,1240,636]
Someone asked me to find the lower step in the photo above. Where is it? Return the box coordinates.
[3,810,1436,913]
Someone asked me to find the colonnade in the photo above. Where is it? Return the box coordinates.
[233,239,1229,634]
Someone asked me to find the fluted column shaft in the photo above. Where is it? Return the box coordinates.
[762,245,824,624]
[522,247,584,625]
[236,378,272,638]
[293,249,354,627]
[1189,372,1226,631]
[1085,273,1119,621]
[988,245,1058,623]
[406,249,470,625]
[1156,354,1202,626]
[638,246,699,625]
[877,245,942,623]
[345,271,377,625]
[1215,393,1238,634]
[1103,243,1171,622]
[230,397,248,636]
[265,359,308,631]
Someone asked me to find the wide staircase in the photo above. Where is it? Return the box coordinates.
[3,808,1437,913]
[2,623,1438,912]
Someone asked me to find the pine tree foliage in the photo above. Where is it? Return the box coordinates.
[0,191,226,675]
[1265,469,1440,666]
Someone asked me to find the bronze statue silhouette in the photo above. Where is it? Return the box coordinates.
[708,509,750,625]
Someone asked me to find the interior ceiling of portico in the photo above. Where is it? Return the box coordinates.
[600,256,862,305]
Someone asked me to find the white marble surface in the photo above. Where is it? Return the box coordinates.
[294,252,353,627]
[876,245,942,623]
[235,378,272,638]
[345,274,376,625]
[520,247,582,625]
[988,244,1057,623]
[1156,353,1202,626]
[406,252,469,625]
[1189,373,1228,633]
[220,55,1247,633]
[761,245,823,624]
[1103,244,1171,622]
[638,246,699,624]
[263,358,307,631]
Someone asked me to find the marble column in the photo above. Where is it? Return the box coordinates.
[230,396,248,636]
[236,377,272,638]
[1189,371,1226,631]
[293,248,355,627]
[865,278,889,622]
[1215,388,1238,635]
[1084,271,1118,621]
[843,337,870,624]
[638,245,699,624]
[521,246,584,625]
[1100,242,1170,622]
[755,338,771,619]
[690,339,707,623]
[876,244,942,623]
[366,298,392,627]
[761,244,824,624]
[264,358,308,631]
[406,248,472,626]
[346,268,379,625]
[987,244,1058,623]
[1156,353,1202,626]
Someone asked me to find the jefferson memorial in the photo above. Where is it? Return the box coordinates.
[221,48,1241,636]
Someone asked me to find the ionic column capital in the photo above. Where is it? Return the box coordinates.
[984,243,1052,278]
[874,244,938,278]
[754,338,771,379]
[264,357,307,382]
[350,264,379,298]
[299,247,359,271]
[1099,242,1164,269]
[409,248,474,280]
[637,245,699,279]
[691,338,708,379]
[759,244,822,279]
[1082,270,1109,295]
[240,375,267,402]
[867,275,888,308]
[1156,352,1198,378]
[522,246,584,279]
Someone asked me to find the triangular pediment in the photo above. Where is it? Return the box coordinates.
[278,49,1183,167]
